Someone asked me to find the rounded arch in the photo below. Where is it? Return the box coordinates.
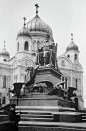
[57,54,73,70]
[67,54,70,58]
[24,41,29,51]
[74,54,77,60]
[21,57,34,67]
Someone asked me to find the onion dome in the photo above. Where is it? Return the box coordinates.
[17,26,31,37]
[0,43,10,56]
[27,15,53,37]
[66,34,78,52]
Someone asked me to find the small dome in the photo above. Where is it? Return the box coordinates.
[66,41,79,51]
[0,47,10,56]
[66,34,79,52]
[27,15,53,37]
[17,26,31,37]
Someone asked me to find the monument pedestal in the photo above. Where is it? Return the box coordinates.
[10,94,72,108]
[34,65,62,86]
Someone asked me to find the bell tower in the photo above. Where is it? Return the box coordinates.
[65,34,79,63]
[16,18,33,59]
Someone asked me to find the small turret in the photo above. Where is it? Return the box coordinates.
[65,34,79,63]
[0,41,10,62]
[66,34,79,52]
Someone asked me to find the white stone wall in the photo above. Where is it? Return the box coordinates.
[0,63,11,105]
[65,50,79,63]
[58,54,83,109]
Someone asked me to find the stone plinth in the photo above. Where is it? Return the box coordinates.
[34,66,62,86]
[10,95,72,108]
[18,122,86,131]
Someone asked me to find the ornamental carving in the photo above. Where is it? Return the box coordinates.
[21,60,33,67]
[61,60,66,67]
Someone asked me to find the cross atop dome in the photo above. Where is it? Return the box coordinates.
[71,33,73,42]
[23,17,27,27]
[4,41,6,48]
[35,3,39,15]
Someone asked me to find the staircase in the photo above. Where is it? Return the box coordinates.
[20,112,53,122]
[81,113,86,122]
[15,106,86,131]
[0,110,9,122]
[15,106,78,123]
[16,106,54,122]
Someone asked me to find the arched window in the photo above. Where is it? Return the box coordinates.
[2,97,6,104]
[3,59,7,62]
[3,76,6,88]
[24,41,28,51]
[67,54,70,58]
[17,42,19,51]
[75,54,77,60]
[76,79,77,89]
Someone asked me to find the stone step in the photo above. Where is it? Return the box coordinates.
[82,116,86,118]
[16,106,75,112]
[0,111,5,115]
[81,113,86,121]
[81,114,86,117]
[81,120,86,122]
[19,121,86,131]
[16,110,52,115]
[20,117,53,122]
[0,115,9,122]
[21,114,53,118]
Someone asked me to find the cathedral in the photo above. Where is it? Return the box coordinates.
[0,4,84,109]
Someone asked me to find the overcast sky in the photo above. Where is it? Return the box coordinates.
[0,0,86,107]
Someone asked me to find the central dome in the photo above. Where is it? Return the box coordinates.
[27,15,53,37]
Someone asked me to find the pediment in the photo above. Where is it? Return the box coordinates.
[21,57,34,67]
[57,55,72,69]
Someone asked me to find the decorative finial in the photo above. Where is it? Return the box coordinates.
[23,17,27,27]
[71,33,73,42]
[35,3,39,15]
[4,41,6,48]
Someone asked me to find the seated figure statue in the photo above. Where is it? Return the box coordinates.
[35,47,44,66]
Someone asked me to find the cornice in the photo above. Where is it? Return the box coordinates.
[37,66,62,78]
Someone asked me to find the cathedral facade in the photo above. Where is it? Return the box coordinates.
[0,5,84,109]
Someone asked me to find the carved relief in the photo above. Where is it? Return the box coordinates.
[61,60,66,67]
[21,60,33,67]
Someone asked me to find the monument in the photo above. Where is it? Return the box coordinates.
[10,20,80,120]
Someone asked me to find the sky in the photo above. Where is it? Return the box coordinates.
[0,0,86,107]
